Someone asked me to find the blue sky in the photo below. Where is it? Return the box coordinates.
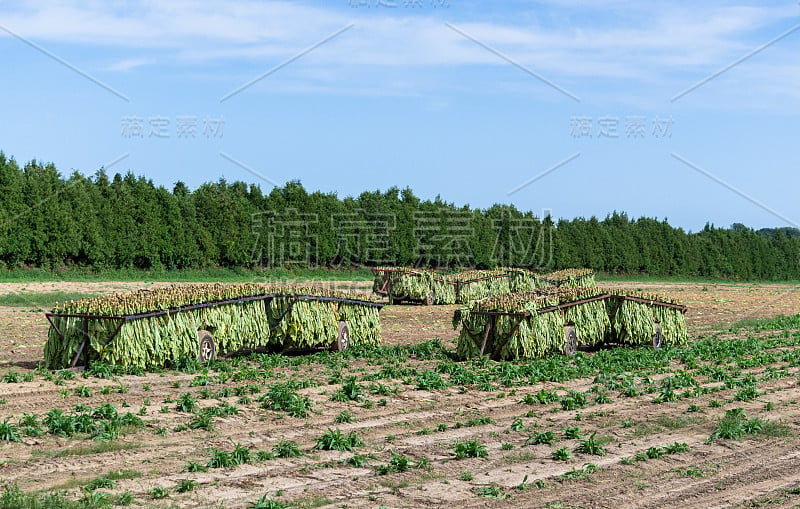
[1,0,799,231]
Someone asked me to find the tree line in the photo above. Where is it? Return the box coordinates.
[1,152,798,279]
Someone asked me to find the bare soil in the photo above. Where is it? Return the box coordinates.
[1,280,800,508]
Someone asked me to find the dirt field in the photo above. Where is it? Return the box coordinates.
[1,280,800,508]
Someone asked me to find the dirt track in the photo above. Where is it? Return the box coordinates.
[1,281,800,508]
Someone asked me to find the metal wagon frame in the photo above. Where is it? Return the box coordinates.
[46,292,384,368]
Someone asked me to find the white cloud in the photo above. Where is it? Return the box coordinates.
[0,0,797,105]
[107,58,153,72]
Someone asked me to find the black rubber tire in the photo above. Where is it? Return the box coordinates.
[334,321,350,352]
[198,330,216,362]
[652,323,663,350]
[564,326,578,356]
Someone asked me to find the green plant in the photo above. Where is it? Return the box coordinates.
[184,461,209,473]
[273,440,304,458]
[734,385,759,402]
[645,447,664,459]
[552,447,571,461]
[342,455,370,467]
[664,442,690,454]
[474,484,509,499]
[452,439,488,459]
[711,408,747,440]
[334,410,355,423]
[375,452,412,475]
[0,418,21,442]
[534,389,559,404]
[314,428,363,452]
[188,413,215,431]
[247,495,288,509]
[74,385,92,397]
[176,478,198,493]
[526,431,556,446]
[563,426,582,439]
[208,449,237,468]
[261,382,312,418]
[80,490,111,506]
[232,442,253,465]
[560,390,587,410]
[458,471,474,481]
[415,370,448,390]
[85,476,115,491]
[176,393,198,412]
[150,486,170,499]
[509,418,526,432]
[575,433,606,456]
[594,391,612,404]
[116,490,135,505]
[558,462,598,481]
[255,450,275,462]
[331,377,365,402]
[670,466,704,478]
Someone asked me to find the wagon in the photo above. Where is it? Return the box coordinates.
[454,288,688,360]
[371,267,441,305]
[536,268,597,289]
[44,284,383,370]
[371,267,512,305]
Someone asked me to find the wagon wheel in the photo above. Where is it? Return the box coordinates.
[198,330,216,362]
[652,323,663,350]
[423,290,435,306]
[334,321,350,352]
[564,326,578,356]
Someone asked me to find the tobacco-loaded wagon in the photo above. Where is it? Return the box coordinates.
[372,267,598,305]
[371,267,512,305]
[454,287,687,360]
[44,283,383,370]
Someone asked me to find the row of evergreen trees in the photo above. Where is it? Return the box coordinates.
[1,152,798,279]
